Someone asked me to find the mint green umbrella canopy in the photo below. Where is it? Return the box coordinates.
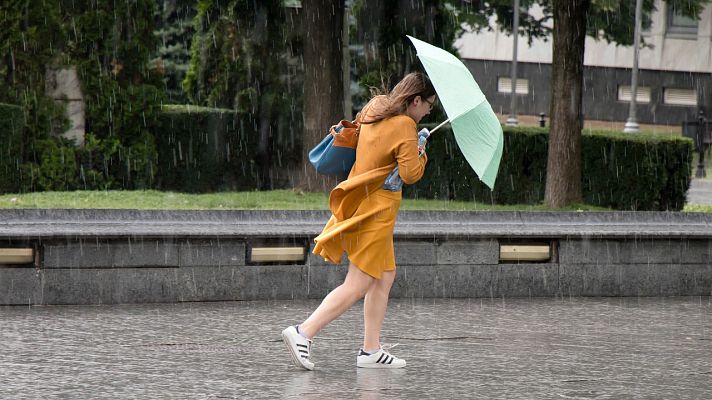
[407,35,503,189]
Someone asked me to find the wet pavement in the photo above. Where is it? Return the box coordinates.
[1,297,711,399]
[688,179,712,205]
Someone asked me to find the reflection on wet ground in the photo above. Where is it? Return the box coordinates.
[1,297,711,399]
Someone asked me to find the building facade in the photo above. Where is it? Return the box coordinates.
[455,1,712,126]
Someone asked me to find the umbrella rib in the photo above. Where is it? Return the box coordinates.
[430,119,450,134]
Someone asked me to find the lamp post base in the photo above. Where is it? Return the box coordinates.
[696,152,707,179]
[695,166,707,179]
[623,120,640,133]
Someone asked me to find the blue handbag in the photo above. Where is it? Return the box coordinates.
[308,119,360,178]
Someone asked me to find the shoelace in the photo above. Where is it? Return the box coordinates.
[381,343,400,351]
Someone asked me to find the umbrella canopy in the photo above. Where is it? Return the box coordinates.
[407,35,503,189]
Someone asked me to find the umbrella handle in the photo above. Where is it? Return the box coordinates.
[430,118,450,134]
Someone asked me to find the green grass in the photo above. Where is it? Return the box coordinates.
[0,189,613,211]
[0,190,327,210]
[1,189,707,212]
[683,204,712,213]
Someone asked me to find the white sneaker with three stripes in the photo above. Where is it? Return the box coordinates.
[356,345,406,369]
[281,325,314,371]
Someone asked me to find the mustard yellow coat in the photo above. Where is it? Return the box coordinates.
[313,102,428,279]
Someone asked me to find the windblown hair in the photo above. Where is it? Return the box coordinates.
[358,72,436,125]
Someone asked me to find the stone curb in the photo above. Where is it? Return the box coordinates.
[0,209,711,239]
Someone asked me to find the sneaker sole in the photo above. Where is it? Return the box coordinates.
[281,330,314,371]
[357,362,406,369]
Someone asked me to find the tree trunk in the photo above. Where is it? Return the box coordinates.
[254,3,273,190]
[545,0,590,208]
[299,0,344,191]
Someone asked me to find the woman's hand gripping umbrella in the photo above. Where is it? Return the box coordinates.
[407,35,504,189]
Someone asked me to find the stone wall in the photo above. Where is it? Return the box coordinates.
[0,210,710,305]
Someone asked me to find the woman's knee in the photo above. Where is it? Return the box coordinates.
[345,263,375,298]
[378,270,396,290]
[367,270,395,297]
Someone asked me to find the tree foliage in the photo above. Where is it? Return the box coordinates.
[0,0,166,191]
[453,0,709,206]
[184,0,288,110]
[184,0,303,189]
[353,0,462,98]
[0,0,68,166]
[64,0,165,189]
[450,0,686,45]
[153,0,196,103]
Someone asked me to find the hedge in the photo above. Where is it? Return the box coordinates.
[0,103,25,194]
[405,125,693,211]
[154,105,260,192]
[2,101,694,210]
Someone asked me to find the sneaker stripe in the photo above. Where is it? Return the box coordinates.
[282,328,314,370]
[388,357,394,364]
[382,355,390,364]
[376,353,385,363]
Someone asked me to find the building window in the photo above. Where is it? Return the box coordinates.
[617,85,651,103]
[663,88,697,106]
[667,4,698,35]
[497,77,529,95]
[283,0,302,7]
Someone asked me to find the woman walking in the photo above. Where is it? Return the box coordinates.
[282,72,436,370]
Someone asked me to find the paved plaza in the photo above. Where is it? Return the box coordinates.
[1,296,711,399]
[688,179,712,206]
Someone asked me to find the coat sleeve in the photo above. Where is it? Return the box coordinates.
[393,125,428,185]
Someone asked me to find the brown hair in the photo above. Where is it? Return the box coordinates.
[357,72,436,125]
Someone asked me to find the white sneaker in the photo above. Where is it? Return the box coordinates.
[281,325,314,371]
[356,346,406,369]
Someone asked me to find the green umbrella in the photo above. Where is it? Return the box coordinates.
[407,35,503,189]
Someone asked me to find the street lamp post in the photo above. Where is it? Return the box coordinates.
[696,110,707,178]
[506,0,520,126]
[624,0,643,133]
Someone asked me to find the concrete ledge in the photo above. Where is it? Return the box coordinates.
[0,209,711,304]
[1,209,711,238]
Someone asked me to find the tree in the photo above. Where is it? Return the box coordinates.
[153,0,196,103]
[354,0,461,103]
[0,0,165,191]
[298,0,460,190]
[299,0,346,191]
[545,0,589,206]
[62,0,166,189]
[0,0,68,154]
[456,0,709,207]
[184,0,296,189]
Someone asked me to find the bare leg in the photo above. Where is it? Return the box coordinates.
[362,269,395,351]
[299,263,374,339]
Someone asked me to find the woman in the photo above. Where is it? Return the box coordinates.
[282,72,436,370]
